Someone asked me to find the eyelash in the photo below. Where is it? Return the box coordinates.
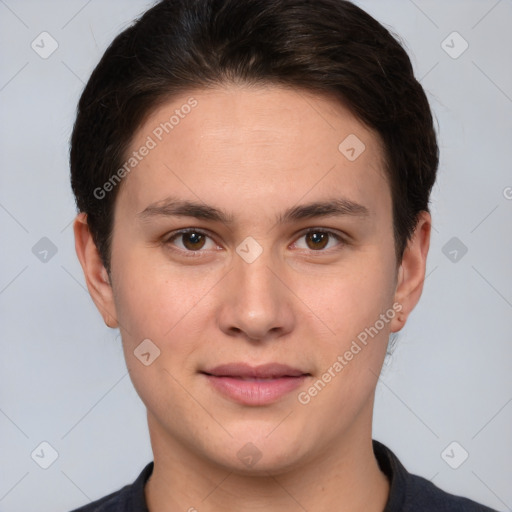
[163,227,346,257]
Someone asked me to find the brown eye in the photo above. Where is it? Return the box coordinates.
[305,231,329,250]
[181,232,206,251]
[166,229,217,253]
[293,229,345,252]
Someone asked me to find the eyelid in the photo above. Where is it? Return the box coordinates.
[165,227,215,241]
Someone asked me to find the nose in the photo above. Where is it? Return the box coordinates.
[216,247,296,343]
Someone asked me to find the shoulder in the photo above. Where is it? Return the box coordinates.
[405,471,497,512]
[373,440,498,512]
[67,462,153,512]
[68,490,123,512]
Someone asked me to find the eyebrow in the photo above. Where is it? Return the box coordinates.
[137,196,370,224]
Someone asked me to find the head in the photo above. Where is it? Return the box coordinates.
[72,0,437,473]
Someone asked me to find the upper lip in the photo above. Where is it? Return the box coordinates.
[202,363,309,379]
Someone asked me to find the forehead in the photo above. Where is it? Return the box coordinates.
[115,84,389,221]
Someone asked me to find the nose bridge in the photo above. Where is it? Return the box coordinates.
[238,252,276,299]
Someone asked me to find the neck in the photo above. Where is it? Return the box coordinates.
[145,405,389,512]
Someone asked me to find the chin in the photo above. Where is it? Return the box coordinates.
[218,450,305,477]
[203,428,309,476]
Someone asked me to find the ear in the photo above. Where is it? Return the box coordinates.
[390,211,431,333]
[73,213,119,328]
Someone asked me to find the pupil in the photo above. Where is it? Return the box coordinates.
[308,232,328,250]
[184,232,205,250]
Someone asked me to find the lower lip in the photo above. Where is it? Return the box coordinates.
[204,374,308,405]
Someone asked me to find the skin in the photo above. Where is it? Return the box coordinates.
[74,84,431,511]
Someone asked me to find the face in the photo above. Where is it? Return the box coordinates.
[76,84,429,474]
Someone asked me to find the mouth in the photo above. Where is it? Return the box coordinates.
[201,363,311,406]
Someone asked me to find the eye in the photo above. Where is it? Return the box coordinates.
[164,227,346,255]
[292,229,345,251]
[165,229,218,252]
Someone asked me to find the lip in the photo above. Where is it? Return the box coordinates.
[201,363,311,406]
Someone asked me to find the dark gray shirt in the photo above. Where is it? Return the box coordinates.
[69,440,497,511]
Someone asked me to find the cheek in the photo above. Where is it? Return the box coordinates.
[297,253,396,344]
[111,244,217,339]
[111,255,213,411]
[295,262,395,427]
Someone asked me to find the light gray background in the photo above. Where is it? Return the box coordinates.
[1,0,511,511]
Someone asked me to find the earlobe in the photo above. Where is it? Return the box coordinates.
[390,211,431,333]
[73,213,119,328]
